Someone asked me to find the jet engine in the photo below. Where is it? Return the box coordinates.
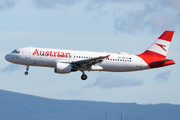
[54,63,74,74]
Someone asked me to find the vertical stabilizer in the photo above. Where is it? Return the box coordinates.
[137,31,175,68]
[138,31,174,59]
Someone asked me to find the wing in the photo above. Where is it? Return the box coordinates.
[71,55,110,70]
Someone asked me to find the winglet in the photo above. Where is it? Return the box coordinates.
[105,55,110,59]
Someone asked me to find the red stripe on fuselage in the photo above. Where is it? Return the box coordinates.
[137,50,165,67]
[137,50,175,68]
[138,50,165,60]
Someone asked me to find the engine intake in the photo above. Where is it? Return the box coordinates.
[55,63,76,74]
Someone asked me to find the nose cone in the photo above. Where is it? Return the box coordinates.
[5,54,11,62]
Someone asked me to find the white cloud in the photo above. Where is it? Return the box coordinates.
[158,0,180,10]
[0,0,16,10]
[30,0,180,33]
[114,2,180,33]
[86,74,143,89]
[86,0,180,10]
[32,0,82,9]
[86,0,180,33]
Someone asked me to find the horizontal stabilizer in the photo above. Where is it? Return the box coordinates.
[150,59,173,63]
[149,59,175,68]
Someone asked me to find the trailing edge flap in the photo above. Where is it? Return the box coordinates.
[151,59,172,64]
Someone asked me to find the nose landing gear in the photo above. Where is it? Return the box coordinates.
[24,65,29,75]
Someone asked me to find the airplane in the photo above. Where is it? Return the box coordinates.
[5,30,175,80]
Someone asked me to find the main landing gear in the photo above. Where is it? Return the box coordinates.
[81,71,88,80]
[24,65,29,75]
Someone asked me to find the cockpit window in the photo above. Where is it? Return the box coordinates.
[11,50,16,53]
[11,49,20,54]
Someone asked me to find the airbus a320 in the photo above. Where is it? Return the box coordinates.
[5,31,175,80]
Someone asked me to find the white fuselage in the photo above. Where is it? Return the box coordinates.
[5,47,150,72]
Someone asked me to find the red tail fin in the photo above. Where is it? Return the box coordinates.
[137,30,175,67]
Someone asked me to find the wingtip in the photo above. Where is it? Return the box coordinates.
[105,55,110,59]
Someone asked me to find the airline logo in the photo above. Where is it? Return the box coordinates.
[155,43,166,51]
[33,49,71,58]
[147,39,171,57]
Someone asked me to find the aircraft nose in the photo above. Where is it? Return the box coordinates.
[5,54,11,61]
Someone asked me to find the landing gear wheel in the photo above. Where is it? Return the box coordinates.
[24,65,29,75]
[24,71,28,75]
[81,74,87,80]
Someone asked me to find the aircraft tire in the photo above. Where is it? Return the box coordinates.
[24,71,28,75]
[81,74,87,80]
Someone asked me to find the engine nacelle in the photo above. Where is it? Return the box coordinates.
[54,63,72,74]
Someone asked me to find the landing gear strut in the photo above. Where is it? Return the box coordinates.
[24,65,29,75]
[81,71,87,80]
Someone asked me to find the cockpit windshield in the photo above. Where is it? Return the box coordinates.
[11,49,20,54]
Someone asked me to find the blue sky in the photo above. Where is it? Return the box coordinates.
[0,0,180,104]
